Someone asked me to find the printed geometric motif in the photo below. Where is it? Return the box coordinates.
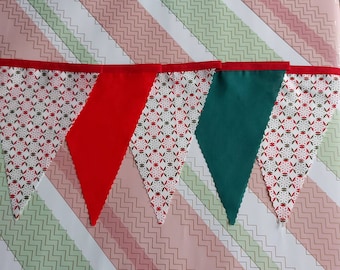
[257,73,340,222]
[130,68,215,224]
[0,66,97,218]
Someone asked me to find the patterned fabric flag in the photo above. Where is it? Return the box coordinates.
[130,61,220,224]
[67,64,161,226]
[0,59,99,219]
[195,62,289,225]
[257,66,340,223]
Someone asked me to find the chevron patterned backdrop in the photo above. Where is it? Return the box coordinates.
[0,0,340,269]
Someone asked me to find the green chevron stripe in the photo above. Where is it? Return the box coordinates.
[2,3,96,268]
[181,163,279,270]
[162,0,281,61]
[3,2,95,268]
[0,153,92,269]
[161,0,281,61]
[27,0,96,64]
[318,110,340,178]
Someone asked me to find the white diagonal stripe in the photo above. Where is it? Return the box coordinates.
[138,0,216,61]
[308,158,340,207]
[0,238,23,270]
[239,188,324,270]
[16,0,79,63]
[37,175,116,270]
[177,178,259,270]
[186,135,218,196]
[221,0,310,65]
[186,136,323,269]
[46,0,132,64]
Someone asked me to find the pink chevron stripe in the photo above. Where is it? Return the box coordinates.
[111,150,243,270]
[47,147,156,269]
[107,165,189,269]
[249,162,340,269]
[289,177,340,269]
[47,143,206,269]
[169,195,244,270]
[0,35,17,59]
[283,0,337,44]
[79,0,192,63]
[258,0,337,65]
[47,143,241,269]
[242,0,338,66]
[99,207,158,270]
[0,0,64,61]
[248,162,274,211]
[46,144,188,269]
[44,144,89,223]
[44,143,136,270]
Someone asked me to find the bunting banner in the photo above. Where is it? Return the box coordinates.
[257,66,340,223]
[1,58,339,229]
[66,64,161,226]
[129,61,220,224]
[1,1,340,268]
[0,59,99,220]
[195,62,289,225]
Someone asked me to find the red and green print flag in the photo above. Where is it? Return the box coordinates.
[3,58,337,228]
[67,64,161,226]
[0,59,99,220]
[130,61,221,224]
[257,66,340,223]
[195,62,289,225]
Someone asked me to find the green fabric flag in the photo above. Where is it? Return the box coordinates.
[195,63,287,224]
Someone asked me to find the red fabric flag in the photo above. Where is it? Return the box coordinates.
[66,64,161,225]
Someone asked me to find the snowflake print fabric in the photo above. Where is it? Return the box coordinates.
[257,67,340,223]
[130,62,220,224]
[0,64,98,219]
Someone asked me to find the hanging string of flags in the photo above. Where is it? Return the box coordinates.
[0,58,339,226]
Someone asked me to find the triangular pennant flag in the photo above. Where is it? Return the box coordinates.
[66,64,161,226]
[195,62,289,225]
[0,59,99,219]
[129,61,220,224]
[257,66,340,223]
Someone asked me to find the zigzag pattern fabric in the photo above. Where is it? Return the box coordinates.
[1,1,340,269]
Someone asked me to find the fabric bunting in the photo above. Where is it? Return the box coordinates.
[257,66,340,223]
[129,61,220,224]
[66,64,161,226]
[195,62,289,225]
[1,58,340,228]
[0,59,99,219]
